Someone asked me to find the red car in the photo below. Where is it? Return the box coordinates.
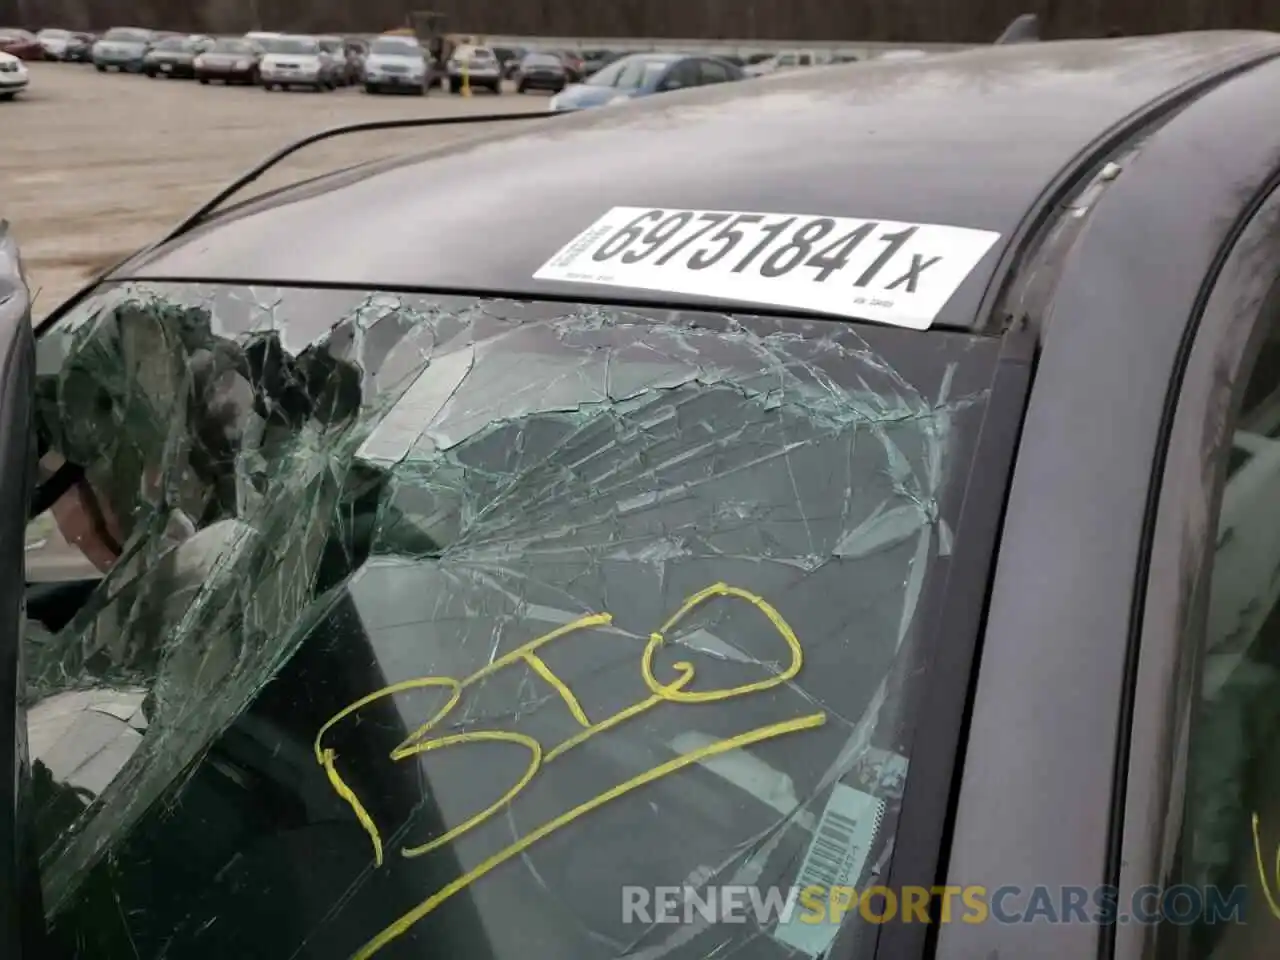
[0,28,44,60]
[552,49,585,82]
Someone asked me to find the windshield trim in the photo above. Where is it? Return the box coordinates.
[869,321,1032,960]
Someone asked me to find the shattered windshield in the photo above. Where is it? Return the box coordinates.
[25,282,1001,959]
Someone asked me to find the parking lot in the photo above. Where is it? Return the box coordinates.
[1,62,549,318]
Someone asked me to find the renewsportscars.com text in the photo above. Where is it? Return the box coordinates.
[621,883,1250,926]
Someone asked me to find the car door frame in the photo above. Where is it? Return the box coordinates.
[1111,178,1280,960]
[922,49,1280,960]
[0,224,38,957]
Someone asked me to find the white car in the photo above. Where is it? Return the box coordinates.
[36,28,72,60]
[446,44,502,94]
[0,51,28,101]
[743,50,832,77]
[362,36,430,95]
[258,35,335,92]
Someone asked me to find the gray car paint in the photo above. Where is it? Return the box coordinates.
[27,29,1280,960]
[933,46,1280,960]
[118,33,1280,332]
[0,219,36,960]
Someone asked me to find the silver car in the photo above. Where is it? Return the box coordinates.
[92,27,155,73]
[362,36,430,95]
[446,44,502,94]
[258,35,337,92]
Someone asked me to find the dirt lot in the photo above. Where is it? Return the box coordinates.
[1,61,549,319]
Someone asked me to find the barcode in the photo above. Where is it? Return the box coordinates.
[796,808,862,890]
[551,224,612,268]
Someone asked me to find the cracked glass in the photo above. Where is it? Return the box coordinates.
[24,281,1000,960]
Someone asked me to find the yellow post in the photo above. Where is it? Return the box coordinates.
[461,60,470,96]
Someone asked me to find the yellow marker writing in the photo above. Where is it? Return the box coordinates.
[353,713,825,960]
[1252,812,1280,918]
[313,582,825,958]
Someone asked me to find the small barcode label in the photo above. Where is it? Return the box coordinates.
[772,784,887,957]
[795,807,866,891]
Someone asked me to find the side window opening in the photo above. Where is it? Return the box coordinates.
[1180,311,1280,958]
[697,59,730,85]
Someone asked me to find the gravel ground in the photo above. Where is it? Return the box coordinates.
[1,61,549,319]
[6,61,547,579]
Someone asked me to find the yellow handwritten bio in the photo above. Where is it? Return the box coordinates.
[1251,812,1280,919]
[311,582,827,959]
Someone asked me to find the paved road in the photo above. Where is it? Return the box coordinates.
[1,61,549,319]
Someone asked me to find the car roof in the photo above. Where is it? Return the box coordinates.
[121,33,1280,328]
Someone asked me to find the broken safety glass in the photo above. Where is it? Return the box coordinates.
[24,281,1000,959]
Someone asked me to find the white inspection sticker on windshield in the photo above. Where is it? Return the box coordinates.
[533,206,1000,329]
[772,783,886,957]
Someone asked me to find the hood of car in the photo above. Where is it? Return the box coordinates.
[262,53,321,67]
[0,51,21,67]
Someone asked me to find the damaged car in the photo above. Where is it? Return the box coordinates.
[16,28,1280,960]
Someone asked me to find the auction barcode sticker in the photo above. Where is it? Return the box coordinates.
[773,783,886,957]
[533,206,1000,329]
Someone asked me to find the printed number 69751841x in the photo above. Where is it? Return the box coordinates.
[593,208,932,289]
[532,205,1002,329]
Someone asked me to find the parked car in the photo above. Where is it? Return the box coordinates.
[92,27,155,73]
[549,52,742,111]
[743,49,835,77]
[581,49,623,76]
[549,48,586,82]
[143,34,212,79]
[258,35,337,91]
[193,37,262,85]
[514,51,568,94]
[343,37,368,80]
[0,48,28,98]
[874,49,931,62]
[492,45,524,78]
[35,28,76,60]
[315,35,356,85]
[28,32,1280,960]
[65,32,95,62]
[0,28,43,60]
[362,35,430,94]
[445,43,501,94]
